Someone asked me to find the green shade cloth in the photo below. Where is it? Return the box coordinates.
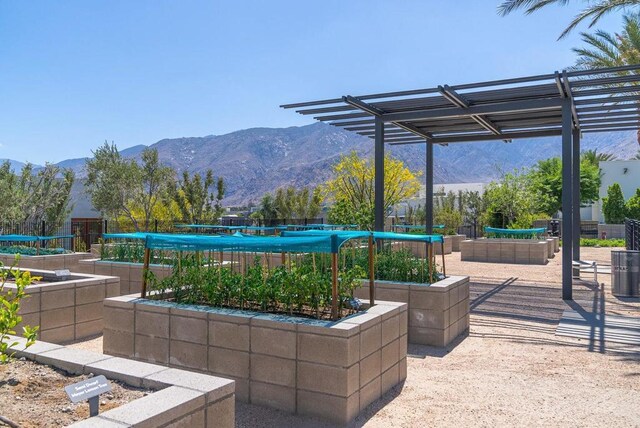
[144,233,345,253]
[484,226,547,238]
[281,229,444,244]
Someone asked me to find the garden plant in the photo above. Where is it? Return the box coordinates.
[0,255,39,364]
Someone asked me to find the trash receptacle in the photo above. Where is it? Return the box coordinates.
[611,250,640,297]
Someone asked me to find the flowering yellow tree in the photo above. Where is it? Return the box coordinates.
[324,151,421,229]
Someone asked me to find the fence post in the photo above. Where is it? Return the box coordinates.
[41,220,46,236]
[104,219,108,234]
[155,219,158,233]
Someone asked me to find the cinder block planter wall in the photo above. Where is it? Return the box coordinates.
[460,239,550,265]
[77,259,172,295]
[7,336,235,428]
[103,296,408,425]
[0,252,93,272]
[402,236,453,257]
[5,269,120,343]
[354,276,470,347]
[450,234,466,252]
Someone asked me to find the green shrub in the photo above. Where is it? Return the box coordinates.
[1,256,39,364]
[602,183,626,224]
[625,188,640,220]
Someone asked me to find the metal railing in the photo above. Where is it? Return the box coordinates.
[626,218,640,251]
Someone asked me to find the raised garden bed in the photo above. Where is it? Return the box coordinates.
[4,268,120,343]
[77,259,172,296]
[103,295,407,425]
[353,275,469,347]
[0,252,94,272]
[460,238,552,265]
[0,357,148,427]
[5,335,235,427]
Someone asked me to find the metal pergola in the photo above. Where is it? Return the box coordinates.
[282,64,640,300]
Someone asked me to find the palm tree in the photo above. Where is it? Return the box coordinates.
[582,149,617,167]
[573,13,640,142]
[498,0,640,39]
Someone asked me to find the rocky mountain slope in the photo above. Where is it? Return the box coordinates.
[3,123,638,207]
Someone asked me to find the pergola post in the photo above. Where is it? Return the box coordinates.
[374,116,385,231]
[425,141,434,234]
[572,128,581,263]
[561,100,573,300]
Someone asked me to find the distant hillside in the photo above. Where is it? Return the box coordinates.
[4,123,639,208]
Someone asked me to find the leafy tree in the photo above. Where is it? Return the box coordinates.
[253,186,322,220]
[625,188,640,219]
[602,182,627,223]
[0,161,75,234]
[171,170,225,224]
[85,143,175,231]
[527,156,601,216]
[482,169,535,228]
[498,0,639,39]
[324,151,421,230]
[460,190,486,230]
[434,190,463,235]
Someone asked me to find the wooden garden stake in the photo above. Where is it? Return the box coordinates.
[368,235,375,306]
[331,252,338,320]
[141,247,151,298]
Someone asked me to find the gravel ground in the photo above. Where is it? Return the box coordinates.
[69,247,640,427]
[0,359,149,427]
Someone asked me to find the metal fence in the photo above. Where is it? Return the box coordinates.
[626,218,640,251]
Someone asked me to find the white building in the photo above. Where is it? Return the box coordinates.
[591,159,640,222]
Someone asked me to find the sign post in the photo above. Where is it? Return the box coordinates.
[65,375,112,417]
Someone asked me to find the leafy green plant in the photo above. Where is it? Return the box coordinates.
[0,256,39,364]
[602,183,626,224]
[625,188,640,220]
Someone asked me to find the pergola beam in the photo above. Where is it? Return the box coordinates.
[381,98,564,122]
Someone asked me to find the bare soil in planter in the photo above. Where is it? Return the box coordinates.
[0,359,150,428]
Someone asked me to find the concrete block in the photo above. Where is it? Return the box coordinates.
[297,333,359,367]
[209,321,249,351]
[86,357,166,387]
[135,310,169,338]
[250,381,296,413]
[18,290,41,314]
[297,390,359,426]
[208,347,250,379]
[250,326,296,359]
[143,368,234,403]
[35,347,110,374]
[409,290,444,310]
[135,334,169,365]
[76,302,103,323]
[103,329,134,356]
[75,319,103,339]
[76,283,106,305]
[360,322,381,359]
[94,386,204,427]
[381,363,400,393]
[381,338,399,372]
[206,396,235,428]
[170,340,208,371]
[359,376,381,412]
[381,315,399,346]
[41,288,74,310]
[250,354,296,387]
[360,350,381,386]
[409,308,445,329]
[103,307,134,333]
[297,361,359,397]
[40,307,75,330]
[170,316,208,344]
[408,326,445,347]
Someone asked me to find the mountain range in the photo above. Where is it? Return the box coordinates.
[2,122,639,209]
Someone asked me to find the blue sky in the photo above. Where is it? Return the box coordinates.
[0,1,624,164]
